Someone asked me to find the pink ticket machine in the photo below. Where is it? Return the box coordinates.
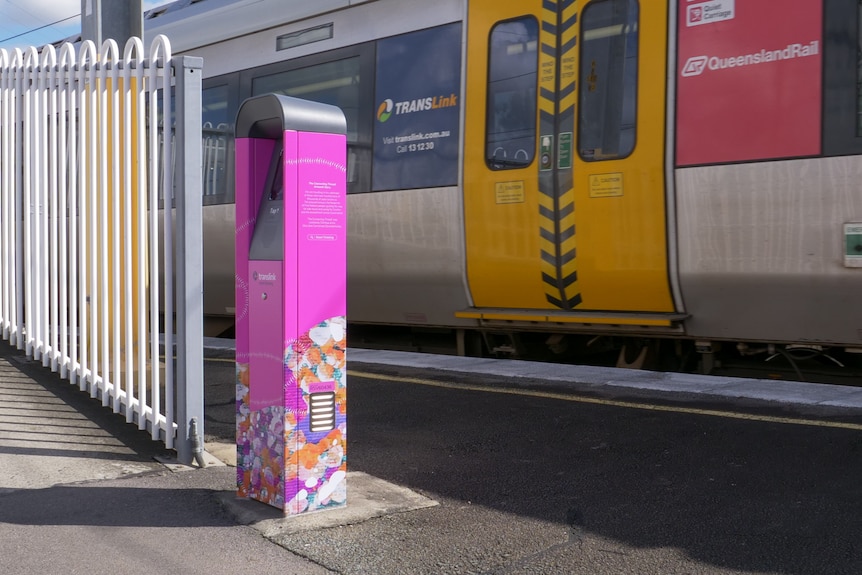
[235,94,347,514]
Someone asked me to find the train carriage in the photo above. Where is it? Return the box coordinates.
[146,0,862,376]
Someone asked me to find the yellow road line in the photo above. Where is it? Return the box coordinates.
[203,357,862,431]
[203,356,236,364]
[349,370,862,432]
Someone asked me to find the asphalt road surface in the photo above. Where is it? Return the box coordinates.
[202,355,862,575]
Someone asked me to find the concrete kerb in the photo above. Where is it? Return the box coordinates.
[156,449,228,471]
[152,437,439,536]
[217,472,438,537]
[161,444,438,535]
[205,441,238,466]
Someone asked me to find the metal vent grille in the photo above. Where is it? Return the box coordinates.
[309,392,336,432]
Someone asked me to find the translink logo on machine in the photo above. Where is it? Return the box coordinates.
[681,41,819,77]
[376,94,458,122]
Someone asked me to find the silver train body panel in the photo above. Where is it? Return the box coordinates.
[677,157,862,346]
[202,189,472,327]
[346,187,472,327]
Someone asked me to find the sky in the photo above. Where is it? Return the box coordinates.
[0,0,172,51]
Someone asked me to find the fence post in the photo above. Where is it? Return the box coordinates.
[174,55,204,465]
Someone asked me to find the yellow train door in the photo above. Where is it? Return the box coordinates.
[462,0,680,329]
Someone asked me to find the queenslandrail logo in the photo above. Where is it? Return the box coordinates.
[376,93,458,122]
[681,41,819,77]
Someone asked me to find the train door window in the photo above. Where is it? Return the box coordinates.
[252,57,363,189]
[201,84,232,201]
[486,17,539,170]
[578,0,639,161]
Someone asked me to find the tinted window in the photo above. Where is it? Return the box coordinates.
[372,23,463,191]
[578,0,639,161]
[201,84,231,199]
[857,2,862,136]
[253,58,362,184]
[486,18,539,170]
[823,0,862,155]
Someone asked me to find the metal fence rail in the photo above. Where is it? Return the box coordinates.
[0,36,203,464]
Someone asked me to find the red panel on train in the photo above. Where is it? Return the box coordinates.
[676,0,822,166]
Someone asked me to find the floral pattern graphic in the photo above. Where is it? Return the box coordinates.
[237,316,347,513]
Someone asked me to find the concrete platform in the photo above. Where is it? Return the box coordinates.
[218,471,438,537]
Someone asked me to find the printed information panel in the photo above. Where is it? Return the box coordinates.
[373,23,461,191]
[676,0,822,166]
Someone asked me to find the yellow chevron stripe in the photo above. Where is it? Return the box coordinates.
[541,2,559,301]
[539,233,556,250]
[559,213,575,234]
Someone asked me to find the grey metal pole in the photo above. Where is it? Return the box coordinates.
[174,56,205,466]
[81,0,143,45]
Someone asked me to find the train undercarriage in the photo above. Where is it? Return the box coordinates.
[344,324,862,387]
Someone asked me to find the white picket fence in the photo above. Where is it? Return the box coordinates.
[0,36,204,463]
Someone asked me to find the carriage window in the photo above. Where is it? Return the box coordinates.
[578,0,639,161]
[486,17,539,170]
[823,0,862,155]
[252,58,361,185]
[201,84,231,199]
[857,1,862,136]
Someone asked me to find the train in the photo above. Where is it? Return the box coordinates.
[136,0,862,380]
